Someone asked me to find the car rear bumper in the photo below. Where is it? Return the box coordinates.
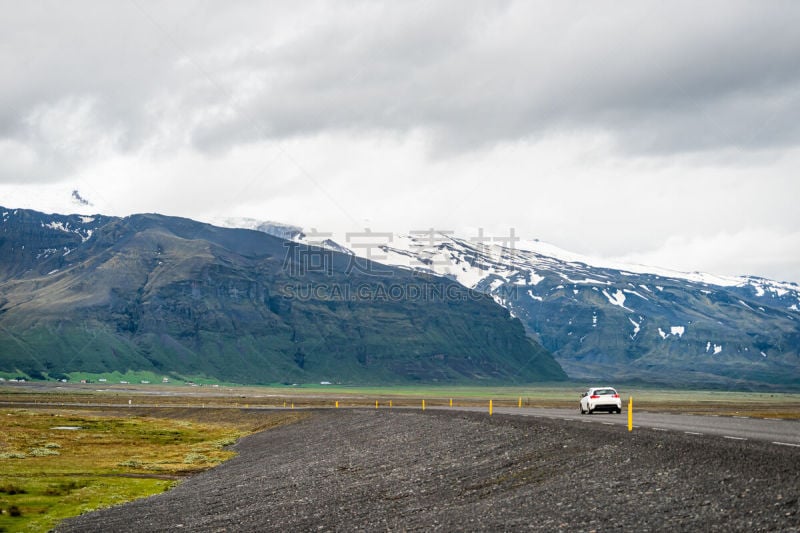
[588,403,621,412]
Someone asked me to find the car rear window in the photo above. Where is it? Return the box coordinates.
[594,389,616,395]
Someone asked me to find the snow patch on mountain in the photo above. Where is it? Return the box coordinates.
[529,272,545,285]
[628,317,641,338]
[561,274,609,285]
[489,279,505,292]
[670,326,685,338]
[43,221,70,233]
[450,260,488,288]
[659,326,685,339]
[739,300,755,310]
[42,219,95,242]
[602,289,631,311]
[624,289,649,301]
[705,342,724,354]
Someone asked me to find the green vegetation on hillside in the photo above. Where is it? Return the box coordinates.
[0,208,566,386]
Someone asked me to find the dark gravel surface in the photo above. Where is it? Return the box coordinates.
[55,409,800,532]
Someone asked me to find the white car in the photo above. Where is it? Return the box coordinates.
[580,387,622,414]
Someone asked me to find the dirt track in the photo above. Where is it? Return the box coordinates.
[55,409,800,531]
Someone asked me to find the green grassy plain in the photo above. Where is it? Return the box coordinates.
[0,403,307,532]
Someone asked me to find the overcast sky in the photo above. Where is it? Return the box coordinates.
[2,1,799,283]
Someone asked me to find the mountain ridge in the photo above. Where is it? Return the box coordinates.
[213,219,800,389]
[0,207,566,385]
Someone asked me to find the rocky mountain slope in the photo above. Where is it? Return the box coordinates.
[367,233,800,388]
[222,220,799,389]
[0,207,566,385]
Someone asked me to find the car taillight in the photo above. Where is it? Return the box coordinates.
[590,395,599,399]
[612,394,619,398]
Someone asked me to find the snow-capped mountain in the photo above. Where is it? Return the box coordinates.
[379,233,800,388]
[12,192,797,387]
[228,221,800,388]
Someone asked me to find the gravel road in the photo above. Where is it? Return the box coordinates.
[55,409,800,532]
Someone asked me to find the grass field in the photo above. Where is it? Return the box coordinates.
[0,403,307,532]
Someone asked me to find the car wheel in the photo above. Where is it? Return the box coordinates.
[580,405,585,414]
[587,407,593,415]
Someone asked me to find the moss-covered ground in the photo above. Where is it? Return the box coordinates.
[0,405,307,532]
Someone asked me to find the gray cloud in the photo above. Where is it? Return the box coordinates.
[3,0,800,184]
[183,1,800,154]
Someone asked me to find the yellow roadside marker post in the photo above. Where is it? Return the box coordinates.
[335,401,339,408]
[628,396,633,432]
[375,400,379,409]
[422,399,426,411]
[450,398,453,407]
[489,399,493,416]
[389,400,393,408]
[518,396,522,408]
